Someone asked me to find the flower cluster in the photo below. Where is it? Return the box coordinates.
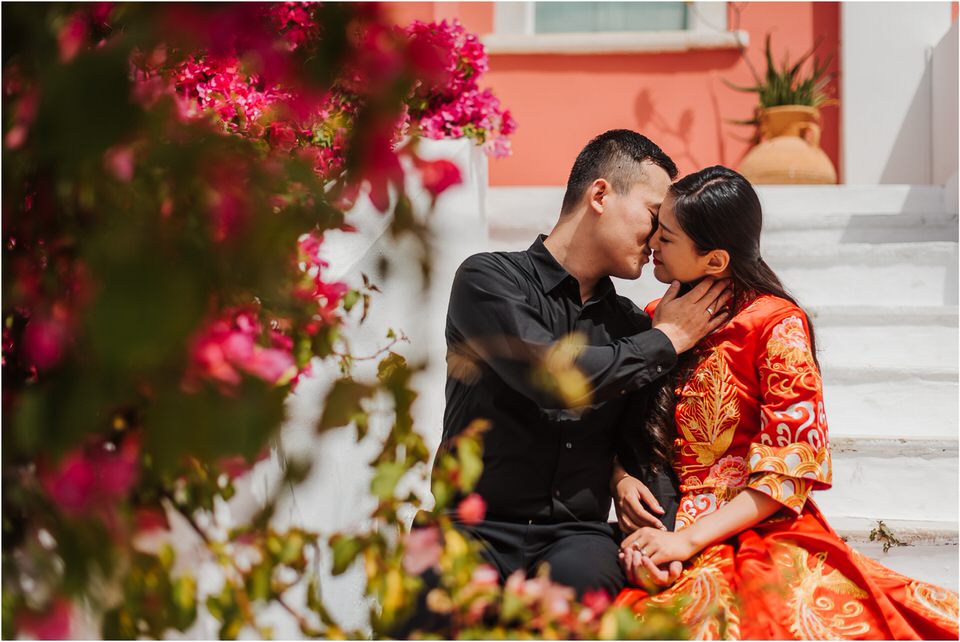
[406,20,517,158]
[172,54,291,136]
[39,433,141,519]
[1,4,525,640]
[186,309,297,392]
[295,232,349,332]
[405,19,488,100]
[419,87,517,158]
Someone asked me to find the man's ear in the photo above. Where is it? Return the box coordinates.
[703,249,730,276]
[588,179,610,215]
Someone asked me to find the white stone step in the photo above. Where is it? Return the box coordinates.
[764,241,958,307]
[834,517,958,591]
[822,375,957,440]
[848,541,958,592]
[818,438,958,526]
[813,307,958,371]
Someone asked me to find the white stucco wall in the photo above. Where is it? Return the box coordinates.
[841,2,955,185]
[931,21,958,208]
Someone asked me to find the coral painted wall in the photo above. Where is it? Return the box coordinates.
[385,2,842,186]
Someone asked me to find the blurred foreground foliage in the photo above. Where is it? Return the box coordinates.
[2,3,682,639]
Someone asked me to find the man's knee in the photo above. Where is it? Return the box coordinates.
[540,544,625,597]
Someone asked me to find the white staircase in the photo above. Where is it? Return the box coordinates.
[486,184,959,590]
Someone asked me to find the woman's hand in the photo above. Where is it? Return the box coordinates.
[619,547,683,591]
[621,526,697,567]
[613,474,667,532]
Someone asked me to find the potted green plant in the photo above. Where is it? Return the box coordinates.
[727,34,838,184]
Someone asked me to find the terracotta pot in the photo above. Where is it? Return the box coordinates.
[739,105,838,185]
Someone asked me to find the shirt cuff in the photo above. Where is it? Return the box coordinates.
[642,327,678,375]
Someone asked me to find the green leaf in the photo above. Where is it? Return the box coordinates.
[279,530,306,566]
[455,438,484,493]
[342,289,361,312]
[370,460,407,500]
[249,563,272,602]
[317,379,376,432]
[330,534,363,575]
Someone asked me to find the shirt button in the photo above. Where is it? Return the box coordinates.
[656,365,663,373]
[565,442,573,449]
[619,389,626,395]
[554,490,560,497]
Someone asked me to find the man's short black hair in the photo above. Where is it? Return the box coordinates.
[560,129,678,214]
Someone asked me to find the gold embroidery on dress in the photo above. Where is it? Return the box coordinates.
[749,472,813,513]
[677,348,741,473]
[908,582,960,627]
[646,545,740,640]
[746,441,831,512]
[850,548,959,628]
[774,542,871,639]
[764,316,821,396]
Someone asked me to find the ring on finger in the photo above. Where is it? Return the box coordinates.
[706,306,714,315]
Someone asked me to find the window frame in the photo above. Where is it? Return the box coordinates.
[484,2,747,55]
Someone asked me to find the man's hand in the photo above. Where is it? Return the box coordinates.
[613,473,667,532]
[652,278,732,354]
[619,547,683,591]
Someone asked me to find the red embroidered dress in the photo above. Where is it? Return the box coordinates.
[614,295,958,640]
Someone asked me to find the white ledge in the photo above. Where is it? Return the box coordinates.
[482,30,748,55]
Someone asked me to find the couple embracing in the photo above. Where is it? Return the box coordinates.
[431,130,958,639]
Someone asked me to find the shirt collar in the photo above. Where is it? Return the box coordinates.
[528,235,570,293]
[527,235,616,301]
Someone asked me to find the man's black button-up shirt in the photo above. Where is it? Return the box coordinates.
[440,235,679,524]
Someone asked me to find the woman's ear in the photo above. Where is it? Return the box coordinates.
[589,179,610,215]
[704,249,730,276]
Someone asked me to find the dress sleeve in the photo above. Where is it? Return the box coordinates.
[746,311,832,513]
[448,254,677,409]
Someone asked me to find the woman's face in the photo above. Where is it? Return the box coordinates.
[649,195,714,284]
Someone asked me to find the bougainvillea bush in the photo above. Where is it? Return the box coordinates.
[2,4,681,639]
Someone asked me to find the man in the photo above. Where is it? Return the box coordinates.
[437,130,729,599]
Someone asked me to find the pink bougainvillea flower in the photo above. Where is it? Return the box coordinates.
[581,588,612,615]
[269,1,321,52]
[22,316,70,371]
[413,156,462,198]
[402,526,443,575]
[16,598,72,640]
[542,581,575,617]
[313,280,348,322]
[5,89,39,150]
[244,347,296,384]
[39,434,140,516]
[58,12,89,62]
[186,309,299,390]
[471,564,500,587]
[267,121,298,153]
[206,164,250,242]
[134,506,171,533]
[5,125,27,150]
[456,492,486,525]
[504,570,527,596]
[357,128,404,212]
[103,145,135,182]
[40,450,97,514]
[297,232,327,269]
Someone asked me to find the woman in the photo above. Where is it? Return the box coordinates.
[612,166,958,639]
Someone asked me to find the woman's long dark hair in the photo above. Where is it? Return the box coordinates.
[643,166,819,475]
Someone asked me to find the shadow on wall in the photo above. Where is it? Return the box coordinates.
[880,60,934,184]
[633,88,700,169]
